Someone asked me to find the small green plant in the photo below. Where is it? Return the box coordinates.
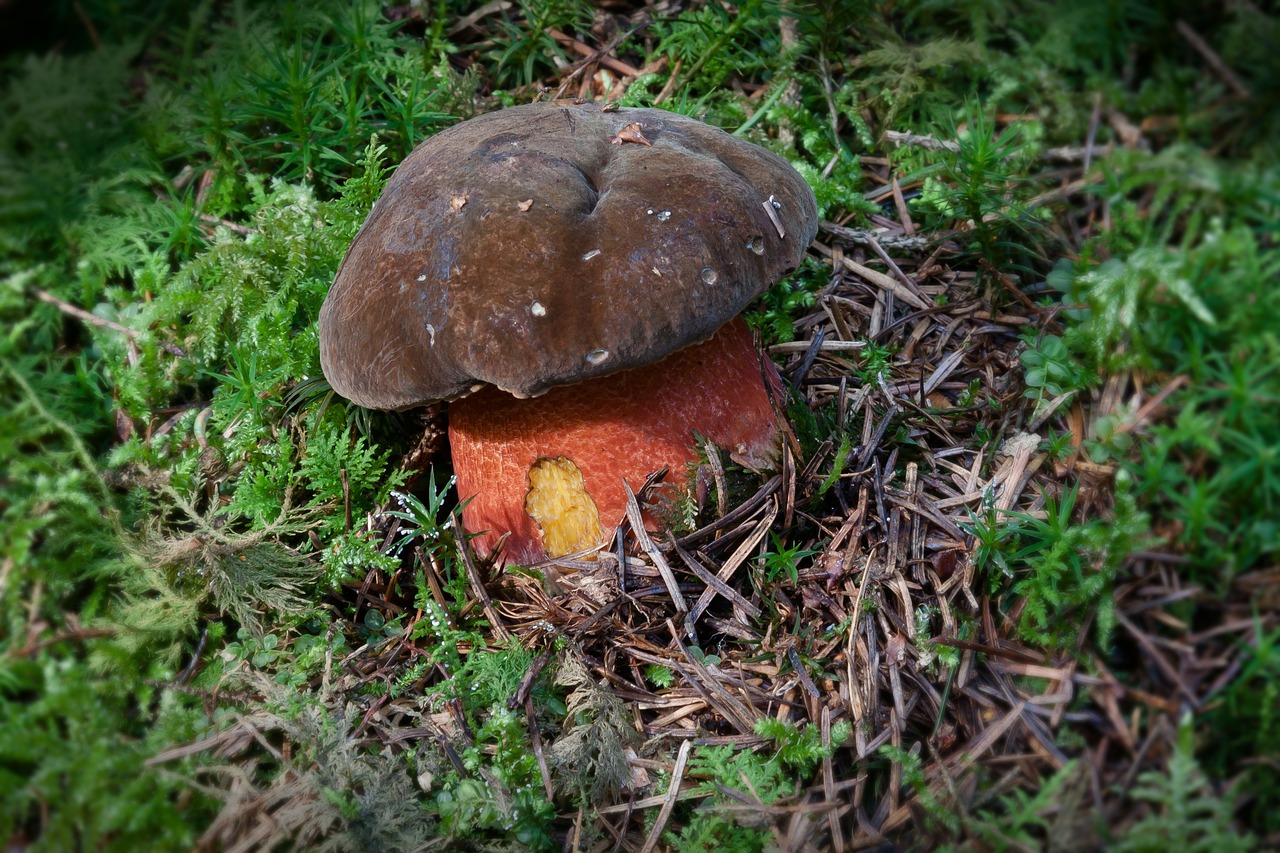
[965,761,1082,850]
[755,717,850,769]
[300,419,407,537]
[438,706,556,848]
[880,743,962,836]
[745,256,825,344]
[484,0,593,88]
[911,102,1041,273]
[965,503,1017,582]
[1041,427,1075,461]
[890,757,1088,849]
[1056,250,1216,368]
[662,719,850,851]
[1112,713,1255,851]
[1202,619,1280,834]
[758,532,819,586]
[384,468,460,557]
[1020,333,1088,417]
[645,665,676,688]
[964,475,1147,649]
[860,340,897,383]
[816,431,854,498]
[0,653,212,850]
[548,653,634,802]
[652,0,783,93]
[667,740,802,853]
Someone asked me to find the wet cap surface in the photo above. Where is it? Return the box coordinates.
[319,100,819,409]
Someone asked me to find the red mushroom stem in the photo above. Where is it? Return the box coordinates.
[448,317,782,565]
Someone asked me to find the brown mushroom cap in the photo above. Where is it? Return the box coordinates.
[318,100,818,409]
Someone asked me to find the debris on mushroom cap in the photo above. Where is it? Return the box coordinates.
[608,121,651,146]
[318,100,818,411]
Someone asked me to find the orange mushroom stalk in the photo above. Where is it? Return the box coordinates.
[449,317,780,564]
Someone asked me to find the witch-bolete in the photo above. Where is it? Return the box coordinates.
[319,100,817,565]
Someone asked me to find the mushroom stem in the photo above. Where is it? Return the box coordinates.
[448,317,781,565]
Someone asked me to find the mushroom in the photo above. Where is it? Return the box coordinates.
[319,101,817,565]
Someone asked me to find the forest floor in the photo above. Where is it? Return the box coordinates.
[1,1,1277,850]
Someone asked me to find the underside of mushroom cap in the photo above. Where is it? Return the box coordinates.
[318,100,818,410]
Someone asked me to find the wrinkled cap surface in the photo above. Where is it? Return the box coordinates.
[319,100,818,409]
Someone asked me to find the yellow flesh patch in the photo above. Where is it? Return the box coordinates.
[524,456,604,559]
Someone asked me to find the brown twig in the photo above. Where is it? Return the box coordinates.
[33,288,187,357]
[1176,19,1252,100]
[638,740,691,853]
[454,512,513,643]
